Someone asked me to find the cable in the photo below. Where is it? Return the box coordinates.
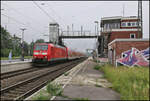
[1,14,26,25]
[46,3,66,28]
[32,0,56,22]
[32,1,65,36]
[1,2,43,33]
[2,2,42,24]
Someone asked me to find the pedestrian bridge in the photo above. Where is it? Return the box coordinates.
[59,31,98,38]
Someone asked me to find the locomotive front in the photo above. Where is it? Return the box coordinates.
[32,43,50,64]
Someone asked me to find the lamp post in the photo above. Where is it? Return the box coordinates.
[94,21,99,63]
[20,28,26,61]
[1,8,7,30]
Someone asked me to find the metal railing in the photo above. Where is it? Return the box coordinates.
[60,31,97,37]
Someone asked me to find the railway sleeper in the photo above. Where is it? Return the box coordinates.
[14,89,27,93]
[0,96,14,101]
[9,90,24,95]
[18,87,31,91]
[2,93,19,98]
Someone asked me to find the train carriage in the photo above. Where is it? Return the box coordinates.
[32,43,68,65]
[32,42,85,66]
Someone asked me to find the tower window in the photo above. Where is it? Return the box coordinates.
[132,22,136,26]
[121,22,126,27]
[130,34,136,38]
[127,22,131,26]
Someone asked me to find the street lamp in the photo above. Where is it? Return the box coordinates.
[94,21,99,63]
[20,28,27,61]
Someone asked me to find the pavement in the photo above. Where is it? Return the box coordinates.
[27,57,120,100]
[54,57,120,100]
[1,59,32,73]
[1,58,32,65]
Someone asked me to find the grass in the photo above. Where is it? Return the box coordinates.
[46,82,63,96]
[94,64,104,70]
[64,72,70,76]
[99,64,149,100]
[32,92,50,100]
[32,82,62,100]
[32,82,90,100]
[1,56,32,60]
[93,65,101,70]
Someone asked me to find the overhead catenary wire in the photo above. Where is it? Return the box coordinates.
[46,3,66,28]
[1,2,44,27]
[1,2,46,38]
[32,1,65,30]
[32,0,56,23]
[1,14,26,26]
[1,14,44,36]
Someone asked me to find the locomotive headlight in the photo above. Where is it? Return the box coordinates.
[42,52,47,55]
[34,52,39,55]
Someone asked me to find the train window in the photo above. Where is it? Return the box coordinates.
[42,45,48,50]
[35,45,41,50]
[35,45,48,50]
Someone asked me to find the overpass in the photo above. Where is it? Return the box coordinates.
[59,31,98,39]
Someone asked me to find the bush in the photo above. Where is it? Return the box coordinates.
[32,93,50,100]
[100,64,149,100]
[94,65,103,70]
[46,83,63,96]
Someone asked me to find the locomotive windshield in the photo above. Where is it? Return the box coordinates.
[35,45,48,50]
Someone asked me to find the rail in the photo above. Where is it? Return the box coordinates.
[0,58,86,100]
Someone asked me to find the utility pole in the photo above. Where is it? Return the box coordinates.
[81,26,83,35]
[122,4,125,17]
[1,8,7,30]
[138,0,142,38]
[49,23,51,42]
[20,28,26,61]
[72,23,74,35]
[67,25,69,36]
[94,21,99,63]
[72,23,74,32]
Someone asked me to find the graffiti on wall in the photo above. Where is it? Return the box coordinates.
[117,47,150,67]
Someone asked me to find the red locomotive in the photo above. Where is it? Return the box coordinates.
[32,43,84,66]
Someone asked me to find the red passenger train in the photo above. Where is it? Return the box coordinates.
[32,43,84,65]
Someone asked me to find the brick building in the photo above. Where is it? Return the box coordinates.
[108,38,149,67]
[98,16,142,57]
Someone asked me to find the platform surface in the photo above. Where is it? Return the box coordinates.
[54,57,120,100]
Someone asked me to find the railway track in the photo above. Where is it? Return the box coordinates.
[1,67,39,80]
[1,60,76,89]
[0,58,86,100]
[1,60,68,80]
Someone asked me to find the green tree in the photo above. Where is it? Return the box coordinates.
[29,40,35,56]
[1,25,13,57]
[1,25,30,57]
[35,39,45,43]
[11,34,21,57]
[23,41,29,56]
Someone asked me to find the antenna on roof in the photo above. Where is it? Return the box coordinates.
[137,0,142,38]
[122,4,125,17]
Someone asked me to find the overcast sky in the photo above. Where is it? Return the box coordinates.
[1,1,149,52]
